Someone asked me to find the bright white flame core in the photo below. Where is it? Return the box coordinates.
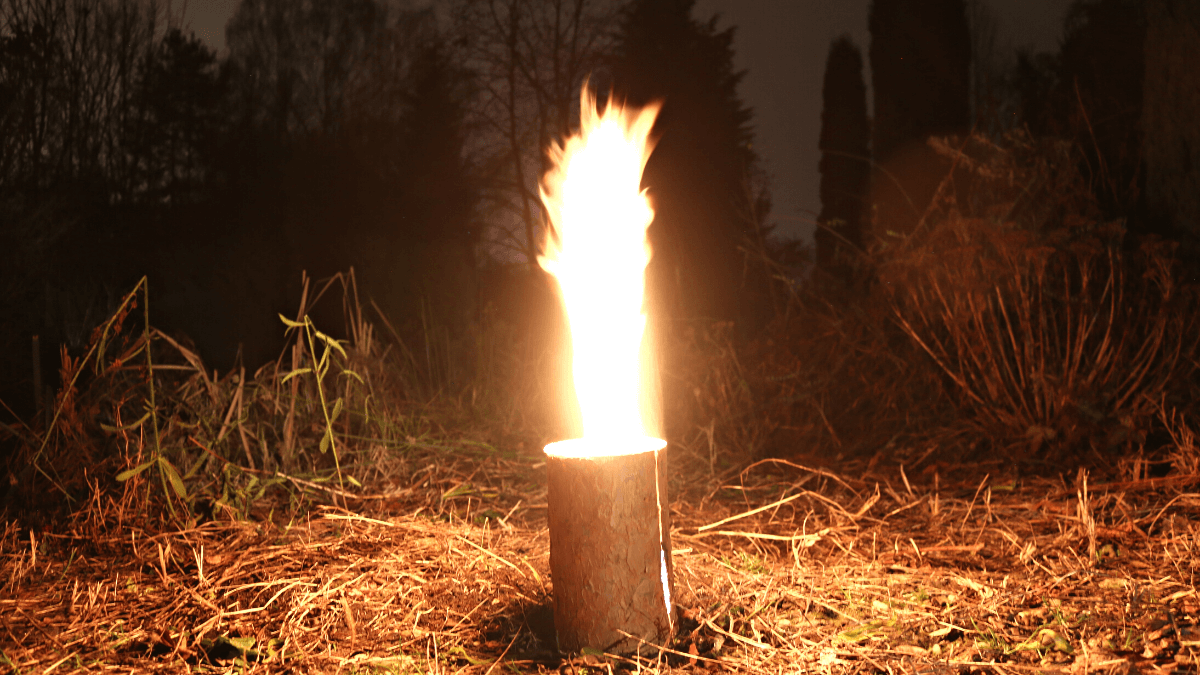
[543,436,666,459]
[539,88,662,455]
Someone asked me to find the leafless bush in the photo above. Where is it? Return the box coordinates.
[877,132,1200,457]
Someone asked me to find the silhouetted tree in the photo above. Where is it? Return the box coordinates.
[0,0,162,200]
[1011,49,1059,135]
[966,0,1016,132]
[225,0,386,139]
[1143,0,1200,242]
[870,0,971,163]
[868,0,971,238]
[611,0,765,324]
[816,36,869,279]
[450,0,620,264]
[414,46,476,238]
[1061,0,1144,215]
[1010,0,1144,219]
[220,4,481,335]
[130,28,225,204]
[347,30,481,331]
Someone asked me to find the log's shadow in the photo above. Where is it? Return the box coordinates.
[489,594,707,670]
[516,596,558,655]
[479,594,559,665]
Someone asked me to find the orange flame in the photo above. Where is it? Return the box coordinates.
[539,87,663,459]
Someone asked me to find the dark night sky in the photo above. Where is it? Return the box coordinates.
[182,0,1073,242]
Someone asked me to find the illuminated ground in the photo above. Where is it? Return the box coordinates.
[3,443,1197,674]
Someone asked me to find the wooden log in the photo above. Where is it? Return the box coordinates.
[545,438,676,655]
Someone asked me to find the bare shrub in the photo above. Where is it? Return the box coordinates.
[878,133,1200,457]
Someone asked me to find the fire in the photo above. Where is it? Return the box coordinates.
[539,87,663,459]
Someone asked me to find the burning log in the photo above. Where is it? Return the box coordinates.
[546,439,675,654]
[537,85,675,655]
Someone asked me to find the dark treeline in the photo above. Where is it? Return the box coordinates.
[0,0,771,421]
[0,0,480,415]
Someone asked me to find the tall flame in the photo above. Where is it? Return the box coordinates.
[539,87,663,458]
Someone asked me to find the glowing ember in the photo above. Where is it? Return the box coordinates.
[539,86,662,459]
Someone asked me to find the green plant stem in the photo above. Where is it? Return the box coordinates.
[29,277,149,500]
[141,279,175,519]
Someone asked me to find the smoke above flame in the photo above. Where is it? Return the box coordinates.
[539,86,663,458]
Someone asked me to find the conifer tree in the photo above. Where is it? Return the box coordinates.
[1144,0,1199,239]
[869,0,970,162]
[1061,0,1144,216]
[868,0,970,238]
[610,0,764,324]
[816,36,870,277]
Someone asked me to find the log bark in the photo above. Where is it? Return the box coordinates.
[545,440,676,655]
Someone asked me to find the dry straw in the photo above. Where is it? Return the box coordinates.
[3,441,1199,673]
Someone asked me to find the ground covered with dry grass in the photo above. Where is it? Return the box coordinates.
[3,428,1199,674]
